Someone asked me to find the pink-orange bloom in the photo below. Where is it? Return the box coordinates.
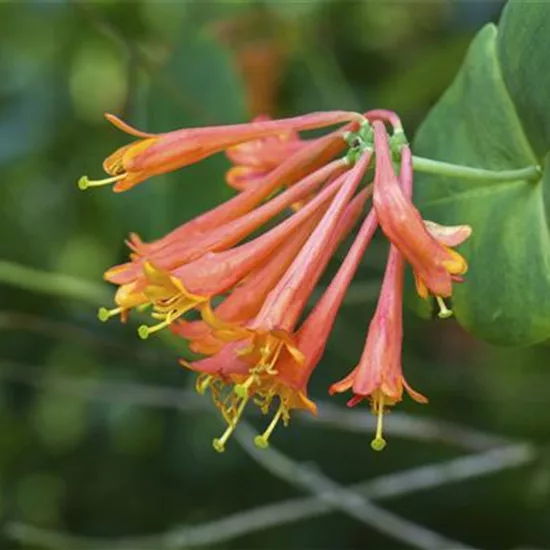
[105,158,347,287]
[85,106,476,452]
[118,171,352,338]
[244,205,380,447]
[225,115,306,191]
[372,121,470,301]
[181,156,373,451]
[329,243,428,451]
[174,185,371,356]
[121,126,352,262]
[78,111,364,192]
[204,152,372,361]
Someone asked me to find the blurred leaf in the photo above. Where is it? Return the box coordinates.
[412,1,550,346]
[98,29,246,240]
[378,35,471,115]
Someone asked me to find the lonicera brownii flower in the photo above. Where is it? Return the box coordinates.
[224,116,349,195]
[84,106,474,452]
[78,111,364,192]
[371,120,470,314]
[181,156,373,451]
[171,216,319,355]
[128,127,353,260]
[207,152,372,364]
[329,243,428,451]
[174,186,371,356]
[104,158,347,289]
[246,204,380,449]
[98,159,350,327]
[128,169,354,338]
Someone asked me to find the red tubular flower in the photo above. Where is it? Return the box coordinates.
[181,157,372,452]
[175,185,371,356]
[244,153,371,333]
[329,243,428,451]
[105,158,348,287]
[172,214,321,355]
[86,105,476,453]
[372,121,470,302]
[119,171,352,338]
[225,115,306,191]
[118,125,352,265]
[78,111,364,192]
[244,203,380,449]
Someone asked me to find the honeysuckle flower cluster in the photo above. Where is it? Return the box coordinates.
[80,108,472,452]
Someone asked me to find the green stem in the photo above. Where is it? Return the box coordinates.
[0,260,108,305]
[0,260,192,353]
[412,156,541,182]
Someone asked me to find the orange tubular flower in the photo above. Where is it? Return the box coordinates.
[171,214,322,356]
[98,161,350,325]
[121,171,352,338]
[174,185,371,356]
[188,154,371,448]
[126,128,353,261]
[105,158,348,288]
[329,243,428,451]
[225,115,306,191]
[371,121,470,304]
[243,204,380,448]
[183,181,374,452]
[78,111,364,192]
[85,106,476,453]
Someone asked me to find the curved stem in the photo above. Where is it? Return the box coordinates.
[412,156,541,183]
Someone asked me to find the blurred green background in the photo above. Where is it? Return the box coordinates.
[1,1,549,549]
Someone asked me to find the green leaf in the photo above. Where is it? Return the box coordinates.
[497,0,550,158]
[412,1,550,347]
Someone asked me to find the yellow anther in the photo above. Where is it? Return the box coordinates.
[212,397,249,454]
[97,306,122,322]
[212,438,227,453]
[234,376,255,398]
[137,317,172,339]
[77,173,126,190]
[253,435,269,449]
[370,394,387,452]
[254,405,284,450]
[435,296,453,319]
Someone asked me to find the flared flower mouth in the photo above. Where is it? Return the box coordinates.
[136,262,209,339]
[78,114,159,192]
[371,120,472,302]
[182,337,317,453]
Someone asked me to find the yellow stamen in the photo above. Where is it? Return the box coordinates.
[254,405,284,449]
[370,394,387,451]
[77,173,126,190]
[435,296,453,319]
[196,375,213,396]
[137,317,172,340]
[234,375,255,399]
[258,339,284,375]
[97,306,122,322]
[212,397,249,453]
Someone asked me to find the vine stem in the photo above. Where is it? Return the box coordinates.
[0,260,108,305]
[412,156,541,182]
